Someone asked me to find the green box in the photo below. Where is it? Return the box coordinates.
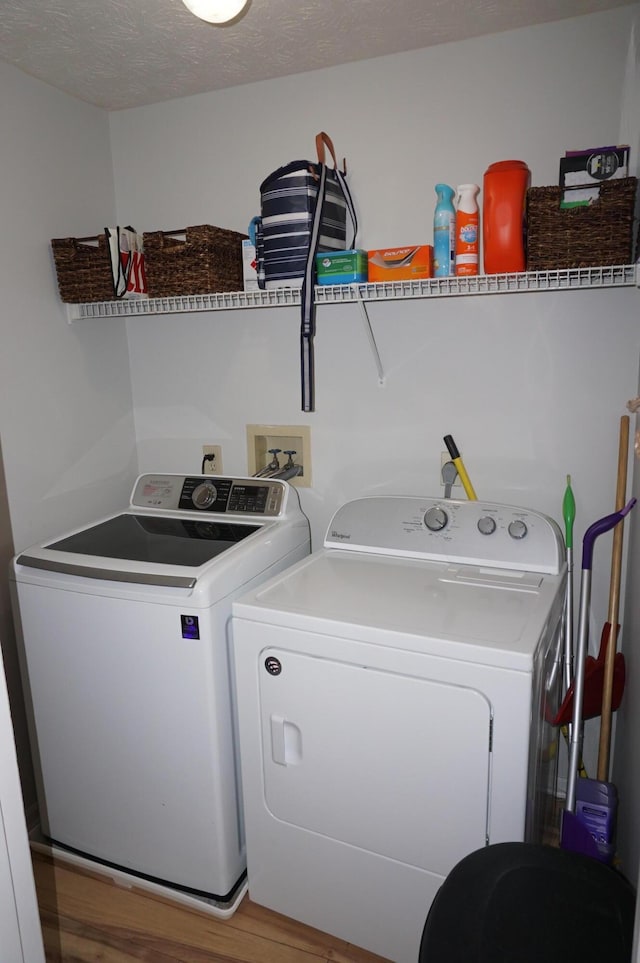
[316,249,368,285]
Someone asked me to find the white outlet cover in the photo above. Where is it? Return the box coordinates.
[202,445,223,474]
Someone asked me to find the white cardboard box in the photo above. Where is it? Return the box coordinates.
[242,240,259,292]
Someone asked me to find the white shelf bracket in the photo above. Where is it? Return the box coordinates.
[356,294,385,385]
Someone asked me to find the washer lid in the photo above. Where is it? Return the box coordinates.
[47,514,260,567]
[234,549,565,670]
[13,471,310,592]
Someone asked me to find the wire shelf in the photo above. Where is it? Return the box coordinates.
[66,265,638,321]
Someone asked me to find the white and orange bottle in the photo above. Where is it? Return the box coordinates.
[455,183,480,276]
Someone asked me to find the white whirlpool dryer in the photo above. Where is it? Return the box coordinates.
[231,495,567,962]
[11,473,310,917]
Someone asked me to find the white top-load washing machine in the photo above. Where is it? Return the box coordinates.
[11,473,310,917]
[231,495,567,962]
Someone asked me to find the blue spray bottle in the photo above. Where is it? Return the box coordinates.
[433,184,456,277]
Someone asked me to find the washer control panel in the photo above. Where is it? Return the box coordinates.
[325,496,565,574]
[130,474,286,516]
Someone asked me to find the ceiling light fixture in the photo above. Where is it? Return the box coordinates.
[181,0,249,24]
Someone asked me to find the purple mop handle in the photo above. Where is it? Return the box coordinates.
[564,496,636,818]
[581,498,636,570]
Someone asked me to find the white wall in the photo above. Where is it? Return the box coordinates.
[614,15,640,913]
[618,433,640,927]
[109,9,635,246]
[0,62,139,806]
[109,3,640,799]
[0,62,138,551]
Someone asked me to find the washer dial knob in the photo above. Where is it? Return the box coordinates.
[424,507,448,532]
[508,519,528,540]
[477,516,497,536]
[192,482,218,509]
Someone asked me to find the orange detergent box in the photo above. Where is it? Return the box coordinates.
[367,245,433,282]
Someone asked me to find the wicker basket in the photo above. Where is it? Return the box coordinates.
[526,177,637,271]
[143,225,247,297]
[51,234,115,303]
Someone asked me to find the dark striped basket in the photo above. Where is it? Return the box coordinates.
[143,225,247,297]
[51,234,115,303]
[526,177,638,271]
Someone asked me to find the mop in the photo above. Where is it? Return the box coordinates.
[561,497,636,861]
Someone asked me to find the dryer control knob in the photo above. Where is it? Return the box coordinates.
[424,507,448,532]
[477,515,497,535]
[192,482,218,509]
[508,518,528,540]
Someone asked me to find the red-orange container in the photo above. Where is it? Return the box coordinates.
[482,160,530,274]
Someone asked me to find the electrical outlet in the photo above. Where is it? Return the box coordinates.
[202,445,223,475]
[441,451,461,487]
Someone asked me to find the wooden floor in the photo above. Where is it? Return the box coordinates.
[32,850,391,963]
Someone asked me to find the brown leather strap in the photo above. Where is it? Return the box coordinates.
[315,131,346,174]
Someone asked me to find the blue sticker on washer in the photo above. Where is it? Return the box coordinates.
[181,615,200,639]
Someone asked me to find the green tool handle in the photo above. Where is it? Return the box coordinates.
[563,474,575,550]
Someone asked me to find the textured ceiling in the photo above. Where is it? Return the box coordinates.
[0,0,632,110]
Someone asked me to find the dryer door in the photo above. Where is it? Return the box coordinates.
[259,649,492,875]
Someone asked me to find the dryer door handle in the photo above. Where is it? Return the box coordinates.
[270,715,303,766]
